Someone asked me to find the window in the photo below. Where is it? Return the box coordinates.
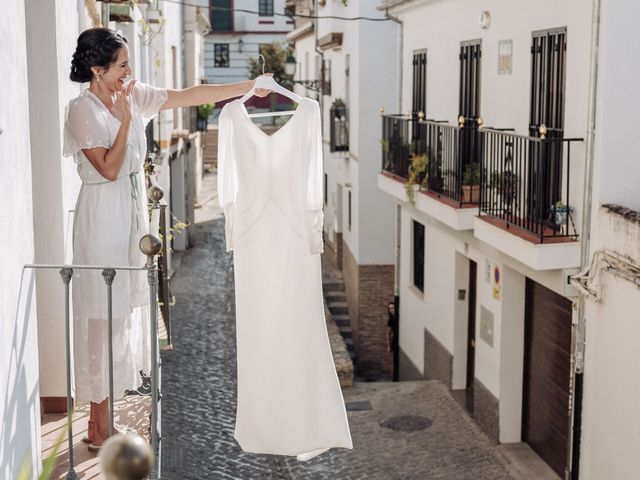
[214,44,230,68]
[412,49,427,117]
[348,190,352,230]
[412,220,425,292]
[324,173,328,205]
[259,0,274,16]
[211,0,233,32]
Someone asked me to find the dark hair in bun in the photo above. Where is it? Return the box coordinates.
[70,27,128,83]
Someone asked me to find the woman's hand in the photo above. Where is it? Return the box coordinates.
[253,73,273,98]
[114,79,136,125]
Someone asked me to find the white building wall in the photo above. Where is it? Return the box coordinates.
[0,2,42,477]
[205,0,293,83]
[26,0,88,401]
[579,1,640,477]
[395,0,590,231]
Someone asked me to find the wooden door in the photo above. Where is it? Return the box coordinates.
[523,279,572,477]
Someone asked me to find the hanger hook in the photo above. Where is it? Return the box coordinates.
[258,53,266,76]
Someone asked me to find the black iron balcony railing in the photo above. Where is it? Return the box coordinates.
[380,113,426,180]
[330,105,349,152]
[418,120,483,206]
[479,128,583,242]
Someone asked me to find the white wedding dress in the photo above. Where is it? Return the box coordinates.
[217,96,353,460]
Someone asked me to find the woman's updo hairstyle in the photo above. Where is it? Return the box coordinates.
[70,27,128,83]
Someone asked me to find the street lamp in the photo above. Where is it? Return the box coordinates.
[284,53,322,92]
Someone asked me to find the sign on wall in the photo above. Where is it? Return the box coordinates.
[492,264,501,300]
[498,40,513,75]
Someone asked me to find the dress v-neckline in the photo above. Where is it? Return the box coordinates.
[236,97,306,140]
[84,88,123,124]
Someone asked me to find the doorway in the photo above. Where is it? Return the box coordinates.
[464,259,477,414]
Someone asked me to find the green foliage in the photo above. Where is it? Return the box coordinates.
[462,162,481,186]
[405,154,429,205]
[331,97,346,109]
[197,103,215,119]
[248,42,294,90]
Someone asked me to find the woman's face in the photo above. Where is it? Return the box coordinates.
[96,46,132,92]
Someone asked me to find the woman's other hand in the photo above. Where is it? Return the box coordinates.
[253,73,273,98]
[115,79,136,125]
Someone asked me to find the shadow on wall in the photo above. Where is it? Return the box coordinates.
[0,267,41,478]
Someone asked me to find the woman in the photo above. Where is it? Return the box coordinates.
[63,27,270,449]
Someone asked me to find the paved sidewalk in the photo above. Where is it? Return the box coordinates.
[160,172,515,480]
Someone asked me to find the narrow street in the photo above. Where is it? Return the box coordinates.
[161,172,516,480]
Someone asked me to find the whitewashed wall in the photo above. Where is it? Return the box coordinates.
[316,0,397,265]
[205,0,293,83]
[579,1,640,477]
[394,0,590,233]
[0,2,41,477]
[25,0,84,401]
[396,202,566,438]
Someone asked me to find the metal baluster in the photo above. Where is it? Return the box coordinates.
[101,268,116,436]
[140,234,163,480]
[59,268,78,480]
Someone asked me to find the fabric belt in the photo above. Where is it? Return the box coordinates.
[82,170,143,230]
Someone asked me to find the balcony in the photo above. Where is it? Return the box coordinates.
[474,127,583,269]
[378,113,477,230]
[330,105,349,153]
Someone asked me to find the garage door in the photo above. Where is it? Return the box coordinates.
[523,279,572,477]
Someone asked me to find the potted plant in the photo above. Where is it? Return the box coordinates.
[553,201,569,226]
[197,103,215,131]
[462,162,481,203]
[405,153,429,204]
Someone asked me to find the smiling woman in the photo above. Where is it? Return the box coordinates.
[63,26,272,453]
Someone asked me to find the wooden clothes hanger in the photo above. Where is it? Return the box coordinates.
[238,54,303,118]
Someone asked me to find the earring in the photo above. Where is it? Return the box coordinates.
[96,75,100,83]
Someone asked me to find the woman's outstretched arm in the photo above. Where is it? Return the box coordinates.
[161,76,271,110]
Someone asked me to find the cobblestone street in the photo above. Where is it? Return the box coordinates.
[161,173,516,480]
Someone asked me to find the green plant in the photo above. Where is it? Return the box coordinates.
[380,138,390,154]
[555,200,567,210]
[197,103,215,119]
[405,153,429,204]
[462,162,481,186]
[332,97,346,109]
[248,41,293,89]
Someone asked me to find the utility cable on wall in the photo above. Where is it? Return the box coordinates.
[159,0,391,21]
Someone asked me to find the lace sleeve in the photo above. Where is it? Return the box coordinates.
[303,99,325,255]
[63,96,111,159]
[217,105,238,252]
[132,82,168,124]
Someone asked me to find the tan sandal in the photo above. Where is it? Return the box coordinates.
[82,420,95,444]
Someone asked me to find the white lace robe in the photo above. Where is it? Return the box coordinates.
[63,82,167,403]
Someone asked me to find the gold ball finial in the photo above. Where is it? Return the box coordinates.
[418,111,425,120]
[379,106,384,115]
[98,433,153,480]
[147,185,164,204]
[458,115,465,127]
[477,116,484,128]
[139,234,162,258]
[539,124,548,139]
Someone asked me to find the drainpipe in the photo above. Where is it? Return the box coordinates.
[568,0,601,478]
[384,9,403,381]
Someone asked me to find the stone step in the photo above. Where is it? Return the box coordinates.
[340,330,352,339]
[328,302,349,315]
[325,291,347,301]
[343,337,354,347]
[322,281,345,293]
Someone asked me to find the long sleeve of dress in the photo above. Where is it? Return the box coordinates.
[217,105,238,252]
[303,99,325,255]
